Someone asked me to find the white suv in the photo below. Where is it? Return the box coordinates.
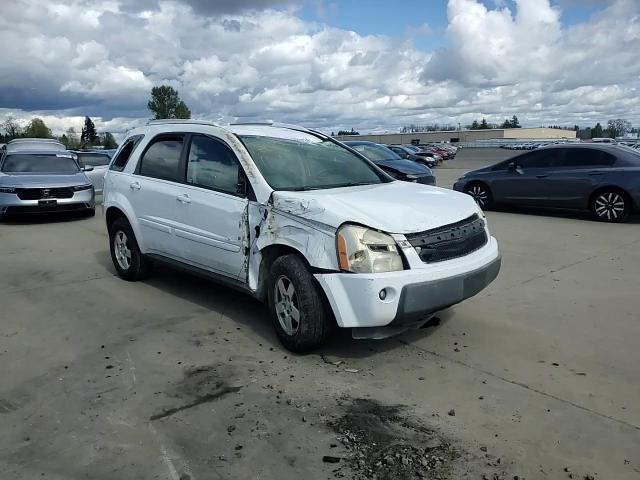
[103,121,501,352]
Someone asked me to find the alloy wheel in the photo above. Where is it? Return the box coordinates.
[594,192,625,221]
[274,275,300,336]
[113,230,132,270]
[467,185,489,208]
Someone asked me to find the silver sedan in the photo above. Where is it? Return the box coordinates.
[0,150,95,218]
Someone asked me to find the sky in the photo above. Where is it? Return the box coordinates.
[0,0,638,137]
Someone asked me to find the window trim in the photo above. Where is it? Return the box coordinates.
[135,133,188,183]
[110,134,144,172]
[183,133,247,199]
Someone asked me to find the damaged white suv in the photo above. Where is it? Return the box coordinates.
[103,121,501,352]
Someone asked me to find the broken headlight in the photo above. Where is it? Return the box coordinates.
[336,224,403,273]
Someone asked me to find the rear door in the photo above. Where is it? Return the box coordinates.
[130,134,186,258]
[172,134,249,278]
[545,148,617,208]
[491,149,563,205]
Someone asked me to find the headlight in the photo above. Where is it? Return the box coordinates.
[336,224,404,273]
[72,184,93,191]
[0,187,16,193]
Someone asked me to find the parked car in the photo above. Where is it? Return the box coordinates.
[343,141,435,185]
[453,144,640,222]
[73,150,112,195]
[407,145,446,163]
[387,145,440,167]
[104,121,501,351]
[0,147,95,218]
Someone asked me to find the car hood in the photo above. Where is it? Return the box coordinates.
[374,159,431,175]
[271,181,479,234]
[0,172,90,188]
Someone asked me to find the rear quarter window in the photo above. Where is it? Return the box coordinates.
[110,135,144,172]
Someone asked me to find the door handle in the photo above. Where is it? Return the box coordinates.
[176,194,191,204]
[535,174,548,178]
[129,182,141,190]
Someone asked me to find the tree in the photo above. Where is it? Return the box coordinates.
[81,116,98,146]
[591,122,604,138]
[102,132,118,149]
[606,119,631,139]
[2,116,23,140]
[500,119,512,129]
[23,118,52,138]
[64,127,80,149]
[470,120,480,130]
[337,129,360,136]
[147,85,191,120]
[479,118,489,129]
[510,115,520,128]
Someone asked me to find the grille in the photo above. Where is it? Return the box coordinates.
[16,187,74,200]
[405,214,488,263]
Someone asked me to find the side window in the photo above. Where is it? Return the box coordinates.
[78,154,111,167]
[517,149,563,169]
[563,148,616,167]
[186,135,241,195]
[110,135,144,172]
[139,135,184,182]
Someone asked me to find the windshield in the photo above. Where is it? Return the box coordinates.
[239,134,386,191]
[1,154,80,173]
[346,143,400,161]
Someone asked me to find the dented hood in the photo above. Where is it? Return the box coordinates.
[271,181,480,234]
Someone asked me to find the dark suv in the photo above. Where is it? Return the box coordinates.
[453,144,640,222]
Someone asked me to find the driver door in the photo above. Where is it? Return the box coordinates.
[492,149,563,206]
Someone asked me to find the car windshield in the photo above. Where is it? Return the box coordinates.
[347,143,400,161]
[239,134,386,191]
[1,154,80,173]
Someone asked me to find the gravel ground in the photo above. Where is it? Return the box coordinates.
[1,149,639,479]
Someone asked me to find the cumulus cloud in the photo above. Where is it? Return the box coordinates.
[1,0,639,137]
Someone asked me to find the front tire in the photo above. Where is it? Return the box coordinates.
[464,182,494,210]
[108,218,152,281]
[268,254,332,352]
[590,189,630,223]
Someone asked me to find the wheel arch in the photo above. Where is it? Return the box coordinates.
[255,243,311,302]
[105,204,146,252]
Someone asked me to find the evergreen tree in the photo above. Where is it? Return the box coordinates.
[479,118,489,129]
[102,132,118,149]
[81,117,98,145]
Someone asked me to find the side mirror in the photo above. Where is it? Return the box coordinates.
[82,166,94,172]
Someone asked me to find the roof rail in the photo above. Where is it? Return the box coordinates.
[229,121,312,133]
[146,119,219,127]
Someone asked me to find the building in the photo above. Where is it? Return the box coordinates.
[334,127,577,144]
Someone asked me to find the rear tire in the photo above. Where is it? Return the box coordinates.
[108,217,152,281]
[590,188,630,223]
[464,182,494,210]
[268,254,332,353]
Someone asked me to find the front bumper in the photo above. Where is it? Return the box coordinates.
[315,237,500,329]
[0,189,95,214]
